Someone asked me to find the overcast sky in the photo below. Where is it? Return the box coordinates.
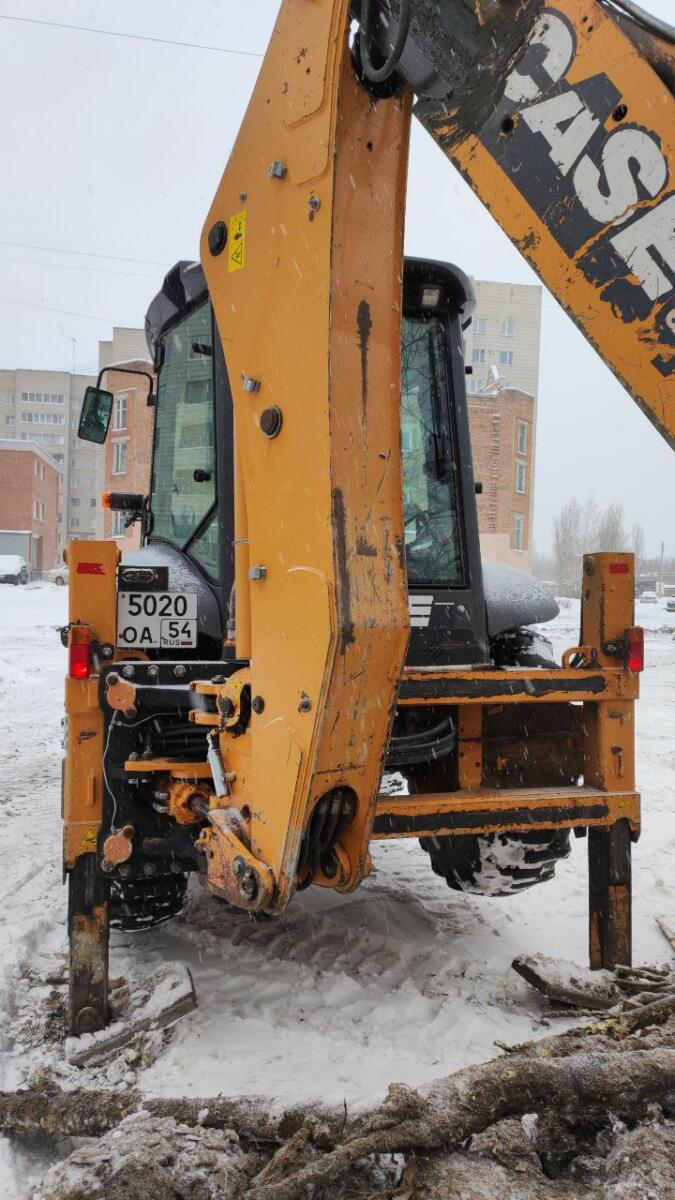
[0,1,672,555]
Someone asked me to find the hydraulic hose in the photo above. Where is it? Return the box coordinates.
[604,0,675,45]
[360,0,412,83]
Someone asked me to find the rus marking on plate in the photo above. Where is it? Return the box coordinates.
[117,591,198,649]
[229,210,247,273]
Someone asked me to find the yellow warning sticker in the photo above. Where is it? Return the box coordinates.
[80,827,97,851]
[228,210,247,273]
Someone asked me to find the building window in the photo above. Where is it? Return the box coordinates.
[513,513,525,551]
[33,500,39,521]
[21,411,64,425]
[472,348,486,365]
[516,460,527,494]
[40,502,45,521]
[499,350,514,366]
[112,439,128,475]
[501,318,514,336]
[517,419,528,454]
[70,517,80,529]
[71,497,81,507]
[90,498,96,508]
[114,392,129,431]
[4,414,15,425]
[20,391,64,405]
[112,511,126,537]
[475,317,488,335]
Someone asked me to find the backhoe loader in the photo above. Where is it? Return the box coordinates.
[64,0,673,1036]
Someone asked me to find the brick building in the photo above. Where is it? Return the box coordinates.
[102,361,155,551]
[0,439,61,571]
[468,385,535,571]
[462,278,542,571]
[0,368,100,558]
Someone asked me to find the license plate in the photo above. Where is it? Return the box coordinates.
[117,591,198,649]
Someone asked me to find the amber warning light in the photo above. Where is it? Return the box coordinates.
[102,491,145,512]
[69,625,92,680]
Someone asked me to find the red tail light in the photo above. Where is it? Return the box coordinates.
[69,625,92,680]
[626,626,644,673]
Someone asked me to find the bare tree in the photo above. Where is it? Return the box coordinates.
[632,522,646,577]
[596,500,627,552]
[579,495,600,551]
[552,498,582,596]
[552,497,632,595]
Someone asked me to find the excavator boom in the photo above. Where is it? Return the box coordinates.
[367,0,674,446]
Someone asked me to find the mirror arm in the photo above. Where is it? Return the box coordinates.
[96,363,156,405]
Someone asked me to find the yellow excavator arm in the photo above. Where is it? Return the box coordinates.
[409,0,674,446]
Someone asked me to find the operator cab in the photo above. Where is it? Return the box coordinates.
[79,256,555,666]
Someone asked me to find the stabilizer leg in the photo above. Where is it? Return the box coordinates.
[588,819,632,969]
[68,853,110,1036]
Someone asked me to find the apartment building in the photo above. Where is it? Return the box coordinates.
[98,327,154,550]
[0,368,100,558]
[464,280,542,396]
[99,326,150,372]
[463,279,542,569]
[0,439,61,570]
[468,387,535,571]
[102,362,155,551]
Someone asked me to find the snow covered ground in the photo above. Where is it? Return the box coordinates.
[0,584,673,1195]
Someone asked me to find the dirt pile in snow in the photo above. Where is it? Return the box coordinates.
[32,1111,675,1200]
[412,1115,675,1199]
[37,1113,255,1200]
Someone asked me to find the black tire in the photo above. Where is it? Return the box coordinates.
[109,871,188,931]
[55,575,66,586]
[419,827,571,896]
[417,630,571,896]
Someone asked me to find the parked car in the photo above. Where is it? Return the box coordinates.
[45,564,69,587]
[666,597,675,613]
[0,554,29,585]
[640,590,658,604]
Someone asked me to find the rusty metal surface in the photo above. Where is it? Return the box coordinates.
[104,674,137,718]
[123,760,214,778]
[372,784,640,839]
[62,540,120,871]
[589,819,633,968]
[197,808,275,911]
[398,665,639,705]
[101,824,134,870]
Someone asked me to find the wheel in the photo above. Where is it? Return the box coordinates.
[419,828,571,895]
[416,630,571,896]
[109,871,188,931]
[55,575,66,586]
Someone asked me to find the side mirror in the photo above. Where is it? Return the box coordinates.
[78,386,114,444]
